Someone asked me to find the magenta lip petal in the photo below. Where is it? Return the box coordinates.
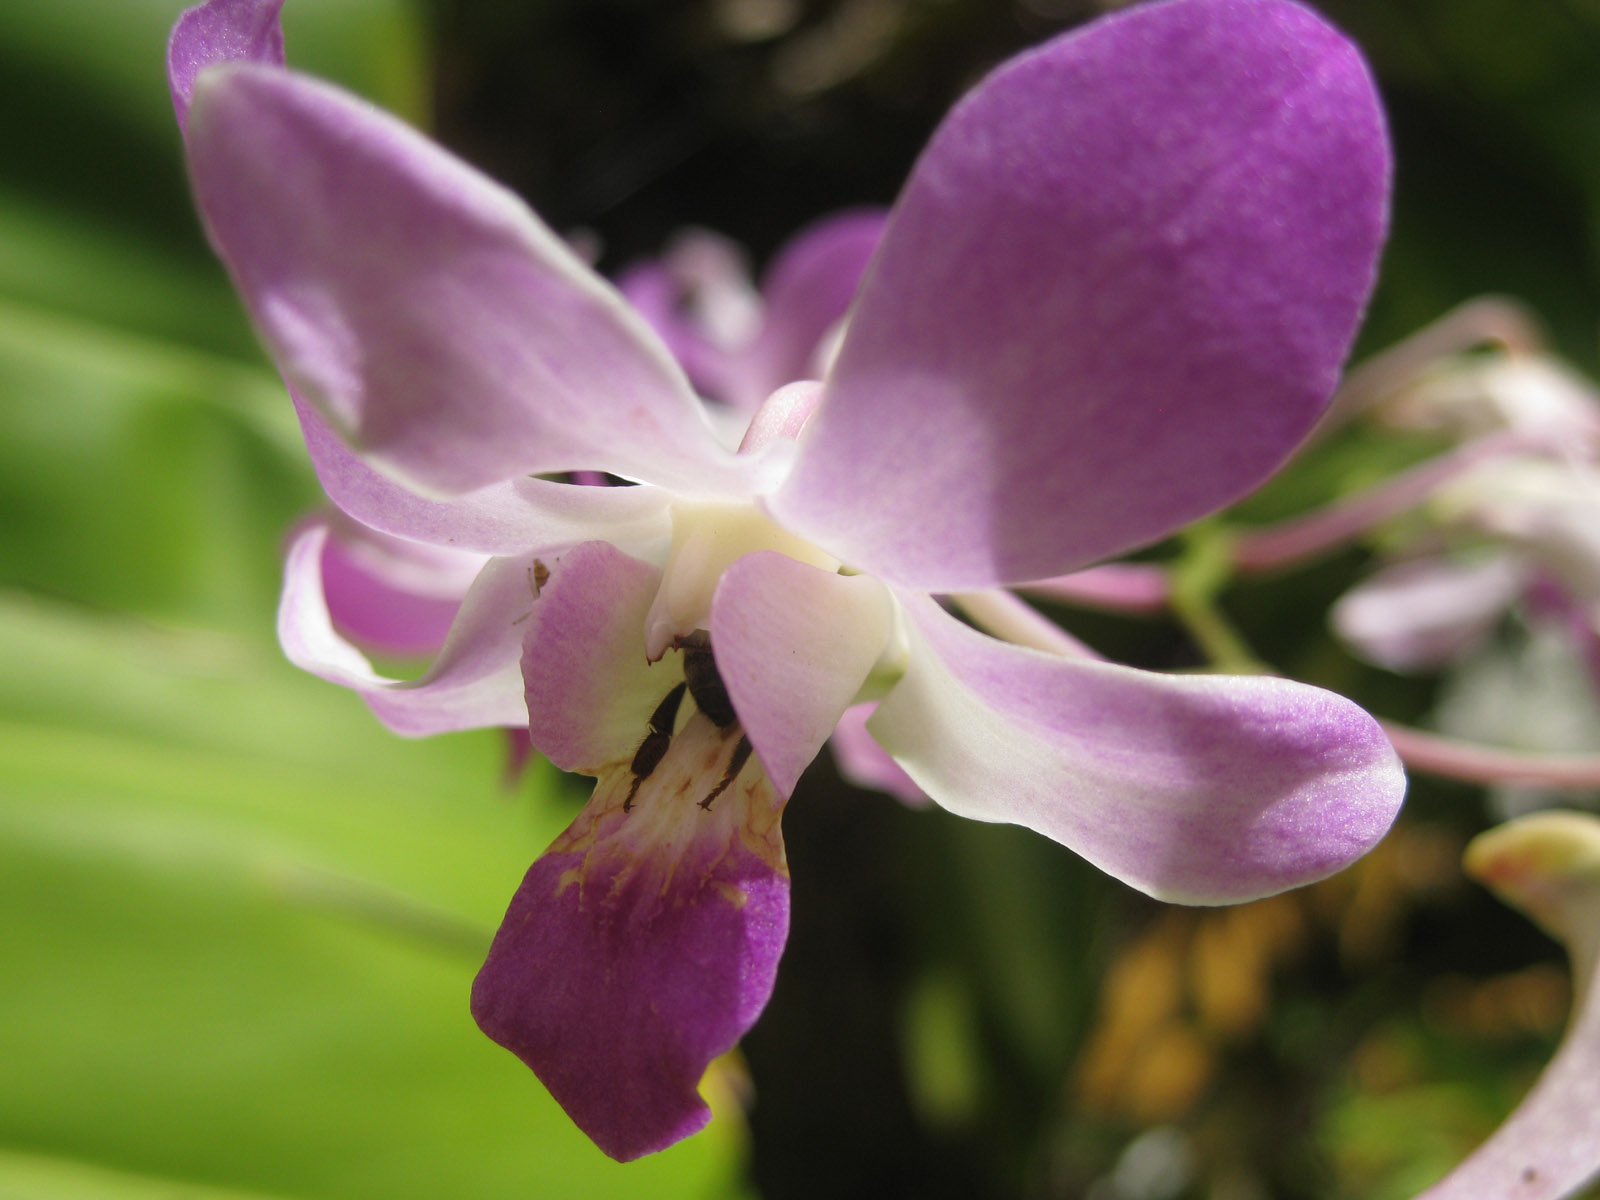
[773,0,1391,589]
[168,0,284,131]
[472,733,790,1161]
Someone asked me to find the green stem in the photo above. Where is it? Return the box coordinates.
[1168,524,1268,674]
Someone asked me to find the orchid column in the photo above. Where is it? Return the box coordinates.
[169,0,1406,1162]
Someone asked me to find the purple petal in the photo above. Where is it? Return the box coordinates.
[317,514,480,657]
[184,65,755,497]
[279,522,531,734]
[871,594,1406,903]
[742,209,887,402]
[1331,553,1528,672]
[167,0,284,132]
[521,540,678,773]
[616,231,762,408]
[472,714,789,1161]
[293,394,672,557]
[772,0,1390,588]
[710,551,895,796]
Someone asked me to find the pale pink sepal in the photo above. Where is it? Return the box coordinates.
[316,515,481,657]
[871,593,1406,904]
[831,703,929,806]
[1332,553,1528,672]
[1017,563,1171,615]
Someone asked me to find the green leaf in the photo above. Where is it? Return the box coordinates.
[0,595,750,1200]
[0,300,313,628]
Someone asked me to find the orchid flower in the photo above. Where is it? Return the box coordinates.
[1316,311,1600,676]
[307,211,911,796]
[1415,811,1600,1200]
[170,0,1405,1160]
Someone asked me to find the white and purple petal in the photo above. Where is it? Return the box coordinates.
[773,0,1390,588]
[183,64,760,498]
[521,540,679,774]
[279,522,530,734]
[871,594,1406,904]
[316,514,481,658]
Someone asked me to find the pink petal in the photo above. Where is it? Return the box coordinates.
[472,714,789,1161]
[773,0,1389,588]
[710,551,895,796]
[1331,554,1529,672]
[279,522,531,734]
[293,393,672,557]
[167,0,284,132]
[184,65,756,497]
[316,514,480,658]
[870,594,1406,904]
[742,209,887,402]
[521,540,679,773]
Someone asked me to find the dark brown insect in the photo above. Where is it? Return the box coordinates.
[623,682,685,813]
[621,630,753,813]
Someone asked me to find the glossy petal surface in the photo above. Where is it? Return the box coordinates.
[711,551,894,796]
[774,0,1389,587]
[871,595,1406,903]
[279,522,529,734]
[473,714,788,1162]
[185,65,751,497]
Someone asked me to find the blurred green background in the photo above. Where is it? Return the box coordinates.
[1,1,1596,1198]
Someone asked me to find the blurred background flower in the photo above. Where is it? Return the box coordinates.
[5,1,1600,1198]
